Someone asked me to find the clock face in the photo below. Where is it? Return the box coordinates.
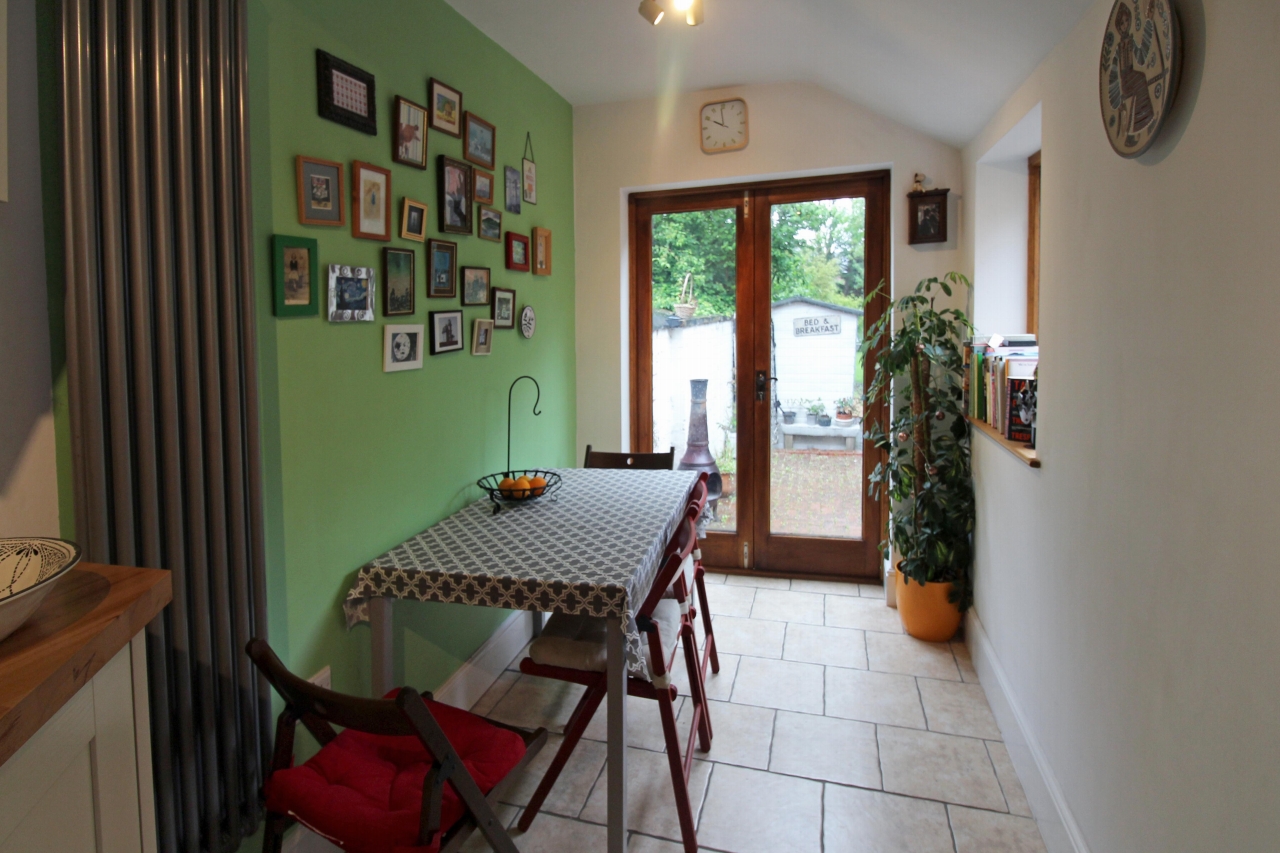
[700,99,748,154]
[520,305,536,339]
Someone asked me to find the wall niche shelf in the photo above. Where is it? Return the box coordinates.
[968,417,1040,468]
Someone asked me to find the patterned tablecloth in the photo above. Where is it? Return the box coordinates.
[343,468,699,679]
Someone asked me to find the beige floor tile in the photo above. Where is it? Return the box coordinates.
[825,595,904,633]
[866,632,961,680]
[706,615,786,658]
[823,785,954,853]
[698,764,823,853]
[987,741,1032,817]
[859,583,886,599]
[724,573,791,589]
[582,694,685,752]
[705,583,756,617]
[789,578,861,596]
[952,640,980,683]
[579,746,712,843]
[949,805,1048,853]
[471,670,520,716]
[498,733,606,818]
[918,679,1001,740]
[670,649,739,701]
[749,588,826,625]
[769,711,880,789]
[730,656,825,714]
[783,623,867,669]
[455,803,520,852]
[507,812,607,853]
[507,640,534,670]
[878,726,1006,810]
[626,834,685,853]
[703,571,728,584]
[487,674,586,733]
[825,668,925,728]
[676,699,774,769]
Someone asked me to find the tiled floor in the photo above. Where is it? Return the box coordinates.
[465,574,1047,853]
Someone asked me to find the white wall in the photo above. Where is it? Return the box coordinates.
[651,319,736,462]
[573,81,965,452]
[962,1,1280,851]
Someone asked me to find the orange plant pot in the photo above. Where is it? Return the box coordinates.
[895,565,962,642]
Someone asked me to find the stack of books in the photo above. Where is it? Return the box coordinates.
[962,334,1037,444]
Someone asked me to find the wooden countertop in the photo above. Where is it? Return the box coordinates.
[0,562,171,766]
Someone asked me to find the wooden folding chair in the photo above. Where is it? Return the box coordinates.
[583,443,676,470]
[681,477,720,677]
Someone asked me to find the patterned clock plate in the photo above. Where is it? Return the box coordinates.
[0,538,81,602]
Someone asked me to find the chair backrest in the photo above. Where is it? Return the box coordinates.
[583,444,676,470]
[639,513,698,618]
[686,477,709,515]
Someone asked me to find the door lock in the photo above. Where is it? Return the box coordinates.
[755,371,777,401]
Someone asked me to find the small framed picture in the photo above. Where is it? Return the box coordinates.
[383,247,416,316]
[352,161,392,241]
[505,232,530,272]
[428,78,462,137]
[532,226,552,276]
[316,50,376,135]
[463,113,496,170]
[478,206,502,242]
[328,264,376,322]
[492,287,516,329]
[392,96,428,169]
[908,189,949,245]
[383,324,425,372]
[522,157,537,205]
[429,309,465,355]
[461,266,491,306]
[427,239,457,298]
[272,235,319,317]
[295,156,345,226]
[401,197,428,242]
[471,319,494,356]
[473,169,494,205]
[438,156,472,235]
[504,165,522,215]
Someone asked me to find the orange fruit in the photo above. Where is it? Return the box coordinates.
[498,477,517,497]
[529,476,548,497]
[512,476,532,499]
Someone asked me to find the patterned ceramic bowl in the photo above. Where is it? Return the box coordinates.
[0,538,81,644]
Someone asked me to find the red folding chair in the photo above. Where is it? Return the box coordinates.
[680,477,720,679]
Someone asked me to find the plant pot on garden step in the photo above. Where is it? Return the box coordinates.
[895,565,961,642]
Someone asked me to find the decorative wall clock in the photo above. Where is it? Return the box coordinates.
[699,98,748,154]
[1099,0,1180,158]
[520,305,536,339]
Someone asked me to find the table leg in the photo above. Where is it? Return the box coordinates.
[531,611,544,638]
[370,597,394,696]
[606,616,628,853]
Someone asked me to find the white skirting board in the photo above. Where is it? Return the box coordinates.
[965,610,1091,853]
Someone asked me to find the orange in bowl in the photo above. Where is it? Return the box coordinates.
[529,476,548,497]
[498,477,517,498]
[512,476,532,499]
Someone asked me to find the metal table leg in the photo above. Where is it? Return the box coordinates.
[606,615,628,853]
[370,596,394,696]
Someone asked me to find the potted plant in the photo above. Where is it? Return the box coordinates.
[817,408,832,427]
[781,400,798,425]
[861,272,975,641]
[834,396,860,428]
[805,400,824,425]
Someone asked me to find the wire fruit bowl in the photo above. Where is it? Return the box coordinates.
[477,469,562,514]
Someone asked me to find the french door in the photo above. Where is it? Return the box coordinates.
[630,171,890,579]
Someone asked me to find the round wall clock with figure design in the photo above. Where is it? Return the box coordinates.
[520,305,536,339]
[1099,0,1181,158]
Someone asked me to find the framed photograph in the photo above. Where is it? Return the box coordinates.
[383,247,416,316]
[473,169,494,205]
[478,206,502,242]
[352,161,392,241]
[383,324,425,372]
[907,189,949,245]
[504,166,522,214]
[438,156,472,235]
[427,239,457,298]
[463,113,496,170]
[532,226,552,276]
[316,50,376,135]
[471,319,494,356]
[461,266,491,306]
[505,232,530,272]
[272,235,319,317]
[328,265,376,322]
[491,287,516,329]
[522,157,537,205]
[427,78,462,137]
[429,310,465,355]
[392,96,428,169]
[401,197,428,242]
[295,156,345,226]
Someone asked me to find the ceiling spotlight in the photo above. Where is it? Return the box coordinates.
[638,0,665,25]
[685,0,703,25]
[671,0,692,10]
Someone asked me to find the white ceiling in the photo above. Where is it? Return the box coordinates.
[443,0,1092,147]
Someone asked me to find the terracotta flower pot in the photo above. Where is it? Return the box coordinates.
[895,564,961,642]
[720,473,736,498]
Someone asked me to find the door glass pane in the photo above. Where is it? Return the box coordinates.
[650,208,738,533]
[769,198,866,539]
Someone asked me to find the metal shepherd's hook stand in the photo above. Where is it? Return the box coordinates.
[507,375,541,474]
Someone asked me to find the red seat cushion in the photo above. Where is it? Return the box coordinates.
[264,692,527,853]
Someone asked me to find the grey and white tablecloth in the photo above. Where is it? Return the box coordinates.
[343,468,699,679]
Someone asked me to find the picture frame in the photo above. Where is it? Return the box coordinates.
[271,234,319,317]
[328,264,376,322]
[522,157,537,205]
[426,239,457,298]
[429,309,465,355]
[907,189,949,245]
[383,324,425,372]
[491,287,516,329]
[504,165,522,214]
[473,169,494,205]
[316,50,376,135]
[400,197,428,242]
[460,266,491,307]
[531,226,552,276]
[383,247,416,316]
[295,156,345,227]
[505,231,530,272]
[471,319,494,356]
[438,155,473,235]
[351,160,392,241]
[477,206,502,242]
[463,112,496,170]
[392,96,428,169]
[427,78,462,137]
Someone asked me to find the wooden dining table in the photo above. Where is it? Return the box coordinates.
[343,467,700,853]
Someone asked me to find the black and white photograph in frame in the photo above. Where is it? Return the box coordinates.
[471,318,494,356]
[491,287,516,329]
[383,324,425,372]
[429,309,465,355]
[328,264,376,322]
[504,165,522,214]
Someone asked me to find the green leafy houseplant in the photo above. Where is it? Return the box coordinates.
[860,273,975,610]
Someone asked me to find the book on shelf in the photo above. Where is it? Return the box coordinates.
[966,334,1038,441]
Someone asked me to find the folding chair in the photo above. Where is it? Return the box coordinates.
[246,638,548,853]
[681,477,720,678]
[582,443,676,470]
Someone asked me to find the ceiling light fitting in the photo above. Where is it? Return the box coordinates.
[638,0,664,25]
[685,0,703,25]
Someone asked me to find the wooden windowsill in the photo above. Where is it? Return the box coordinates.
[968,417,1040,468]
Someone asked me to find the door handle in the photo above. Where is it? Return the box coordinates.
[755,371,777,401]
